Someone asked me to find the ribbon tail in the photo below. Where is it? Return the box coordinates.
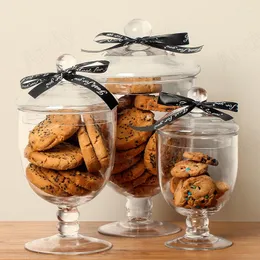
[28,77,61,98]
[204,102,238,112]
[20,73,57,89]
[148,32,190,45]
[81,42,128,53]
[67,75,118,110]
[158,92,194,106]
[198,104,234,121]
[131,105,195,132]
[164,45,204,54]
[21,78,47,89]
[147,42,203,54]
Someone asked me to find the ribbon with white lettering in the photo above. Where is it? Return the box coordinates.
[82,32,203,54]
[20,60,118,110]
[132,92,238,131]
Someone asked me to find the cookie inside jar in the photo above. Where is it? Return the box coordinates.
[98,80,184,237]
[108,90,181,198]
[21,108,115,205]
[158,114,239,212]
[169,153,229,209]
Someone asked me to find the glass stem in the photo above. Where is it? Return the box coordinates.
[185,213,210,239]
[125,197,153,223]
[57,207,80,237]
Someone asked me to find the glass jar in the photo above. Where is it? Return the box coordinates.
[17,55,117,255]
[157,89,239,250]
[82,19,201,237]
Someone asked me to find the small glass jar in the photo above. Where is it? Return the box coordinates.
[83,19,201,237]
[157,89,239,250]
[17,55,117,255]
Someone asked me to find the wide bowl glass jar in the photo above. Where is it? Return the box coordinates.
[17,55,117,255]
[157,100,239,250]
[83,19,202,237]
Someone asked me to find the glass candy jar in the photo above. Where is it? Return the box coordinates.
[83,19,201,237]
[17,55,117,255]
[157,89,239,250]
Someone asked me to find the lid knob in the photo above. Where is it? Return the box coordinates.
[187,87,207,102]
[124,19,152,38]
[56,54,76,72]
[187,87,208,115]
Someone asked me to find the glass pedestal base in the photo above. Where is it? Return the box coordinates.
[98,220,181,238]
[25,234,112,255]
[165,235,232,251]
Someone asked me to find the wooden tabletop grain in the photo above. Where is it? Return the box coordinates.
[0,222,260,259]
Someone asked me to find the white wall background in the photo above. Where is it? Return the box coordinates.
[1,0,259,221]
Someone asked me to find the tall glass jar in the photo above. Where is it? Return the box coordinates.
[157,89,239,250]
[83,19,201,237]
[17,55,117,255]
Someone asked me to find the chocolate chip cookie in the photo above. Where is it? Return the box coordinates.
[60,170,104,191]
[143,175,159,186]
[183,151,219,166]
[26,164,68,197]
[171,160,208,178]
[110,159,145,184]
[44,170,89,196]
[144,133,157,175]
[112,154,142,174]
[174,175,217,208]
[116,108,154,151]
[115,143,146,162]
[78,126,101,173]
[170,177,187,194]
[29,113,80,151]
[83,114,109,169]
[25,142,83,170]
[132,171,152,187]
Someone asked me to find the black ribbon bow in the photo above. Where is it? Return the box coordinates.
[20,60,118,110]
[81,32,203,54]
[132,92,238,131]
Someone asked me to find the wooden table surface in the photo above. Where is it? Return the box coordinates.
[1,222,260,259]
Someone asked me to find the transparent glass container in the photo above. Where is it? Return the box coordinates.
[17,55,117,255]
[82,19,201,237]
[157,92,239,250]
[84,19,201,95]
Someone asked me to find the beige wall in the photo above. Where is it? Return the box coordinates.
[1,0,259,221]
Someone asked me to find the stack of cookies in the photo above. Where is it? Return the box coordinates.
[110,94,179,197]
[24,113,109,197]
[170,151,230,209]
[106,77,162,95]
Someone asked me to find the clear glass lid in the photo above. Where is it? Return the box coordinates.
[158,88,239,138]
[159,115,239,138]
[17,54,111,112]
[83,19,201,83]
